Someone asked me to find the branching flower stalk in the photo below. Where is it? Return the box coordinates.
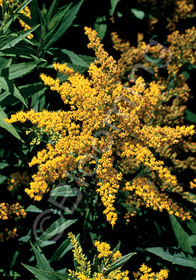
[5,27,195,226]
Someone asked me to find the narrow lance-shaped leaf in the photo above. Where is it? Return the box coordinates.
[0,106,22,141]
[30,243,54,272]
[0,74,27,107]
[22,264,69,280]
[2,0,32,33]
[146,247,196,268]
[46,0,60,22]
[50,184,77,197]
[0,25,39,50]
[112,241,121,254]
[44,0,84,49]
[105,252,136,274]
[94,15,107,41]
[8,62,38,80]
[169,215,193,254]
[50,237,73,263]
[110,0,120,16]
[35,218,77,245]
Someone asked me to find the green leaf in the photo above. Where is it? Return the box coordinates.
[50,184,77,197]
[18,234,31,243]
[60,49,91,68]
[106,252,136,274]
[188,235,196,247]
[89,232,97,246]
[0,25,39,50]
[0,106,22,141]
[35,218,77,244]
[112,241,121,254]
[0,175,7,184]
[26,205,42,213]
[39,241,56,247]
[12,85,27,107]
[0,57,12,69]
[8,62,37,80]
[110,0,120,16]
[0,162,9,169]
[1,0,32,33]
[169,215,193,254]
[187,219,196,235]
[94,15,107,41]
[0,82,46,108]
[44,0,84,49]
[31,244,54,272]
[120,202,136,212]
[50,238,73,262]
[10,250,19,269]
[131,8,145,20]
[30,0,40,25]
[20,83,46,99]
[0,45,37,59]
[15,0,32,14]
[46,0,59,23]
[22,264,69,280]
[146,247,196,268]
[0,74,27,106]
[185,109,196,123]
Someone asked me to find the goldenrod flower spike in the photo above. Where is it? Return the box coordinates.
[125,178,191,221]
[68,232,91,276]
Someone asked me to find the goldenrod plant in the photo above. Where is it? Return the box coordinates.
[24,233,169,280]
[6,26,195,227]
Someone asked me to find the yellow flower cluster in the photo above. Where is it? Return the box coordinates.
[68,270,129,280]
[0,202,26,220]
[122,144,178,190]
[108,270,129,280]
[111,27,196,220]
[94,240,113,259]
[112,26,196,81]
[6,109,70,134]
[0,227,17,242]
[167,0,194,30]
[125,178,191,220]
[7,171,29,191]
[167,26,196,76]
[112,250,122,261]
[6,27,195,225]
[190,179,196,189]
[133,263,168,280]
[94,240,122,261]
[68,233,130,280]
